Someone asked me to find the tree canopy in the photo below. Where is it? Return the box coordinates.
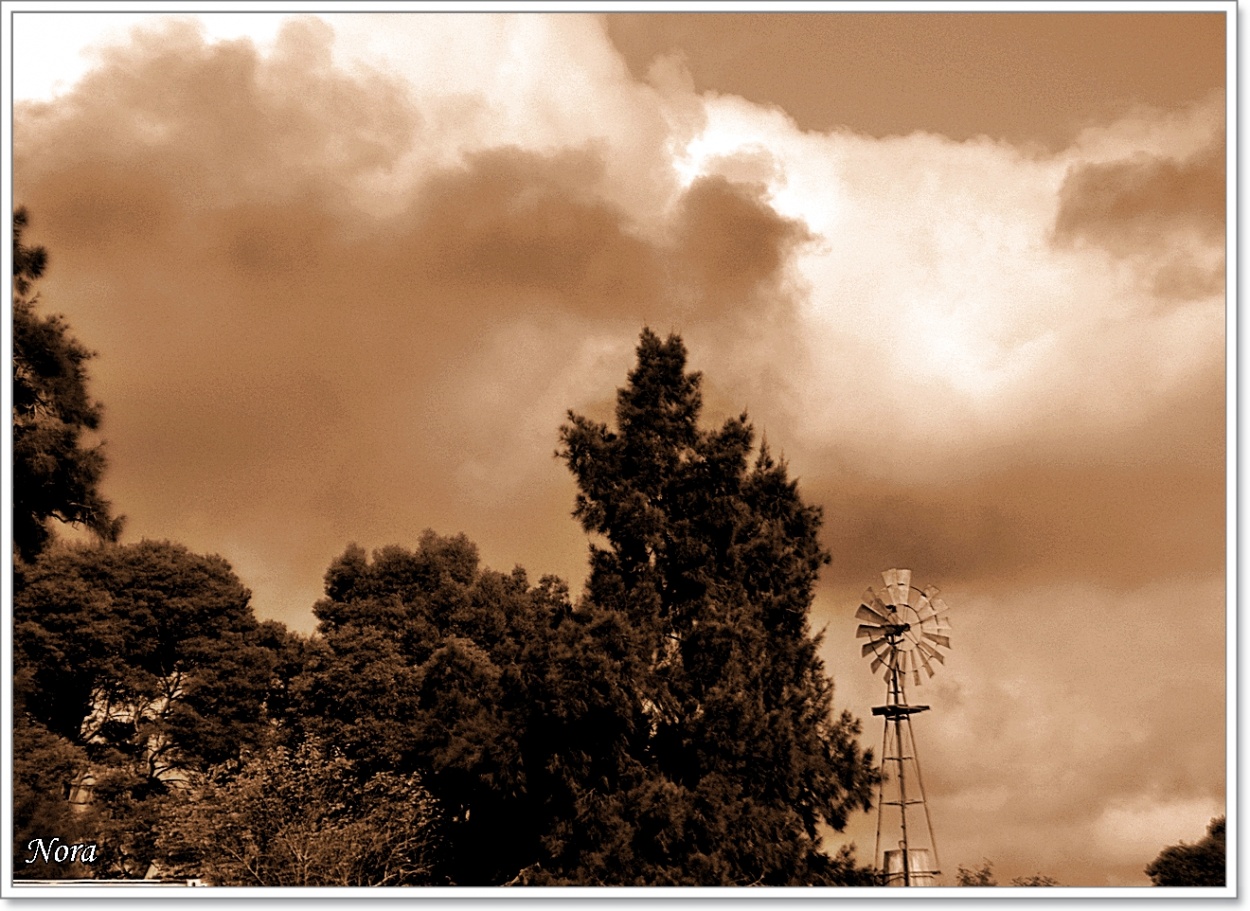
[12,207,121,563]
[13,540,279,877]
[287,531,606,885]
[156,737,442,886]
[1145,816,1225,886]
[552,328,877,884]
[15,539,274,758]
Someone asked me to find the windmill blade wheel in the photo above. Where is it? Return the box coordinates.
[857,569,953,687]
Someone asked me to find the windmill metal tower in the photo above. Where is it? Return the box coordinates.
[856,568,952,886]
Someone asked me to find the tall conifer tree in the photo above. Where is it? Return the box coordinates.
[12,207,121,562]
[556,328,877,885]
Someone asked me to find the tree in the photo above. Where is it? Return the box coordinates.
[290,532,610,885]
[12,207,121,563]
[552,328,877,885]
[156,737,442,886]
[13,540,279,876]
[1145,816,1225,886]
[956,860,997,886]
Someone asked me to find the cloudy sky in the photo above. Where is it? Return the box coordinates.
[9,5,1230,888]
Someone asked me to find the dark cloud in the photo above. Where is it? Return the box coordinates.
[1051,136,1225,301]
[1053,140,1224,249]
[671,174,813,307]
[809,365,1224,593]
[1148,250,1225,302]
[396,147,665,317]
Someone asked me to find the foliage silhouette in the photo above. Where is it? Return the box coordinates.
[157,737,442,886]
[1145,816,1225,886]
[290,531,604,884]
[551,328,877,884]
[13,540,278,876]
[955,859,998,886]
[12,207,121,563]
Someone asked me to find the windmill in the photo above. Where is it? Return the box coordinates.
[856,568,952,886]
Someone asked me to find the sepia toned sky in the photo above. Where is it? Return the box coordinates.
[9,5,1229,888]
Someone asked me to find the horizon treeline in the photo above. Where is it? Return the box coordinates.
[11,208,881,885]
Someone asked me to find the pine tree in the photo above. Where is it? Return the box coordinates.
[555,328,876,885]
[12,207,121,562]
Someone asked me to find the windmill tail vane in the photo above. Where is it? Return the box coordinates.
[858,568,952,887]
